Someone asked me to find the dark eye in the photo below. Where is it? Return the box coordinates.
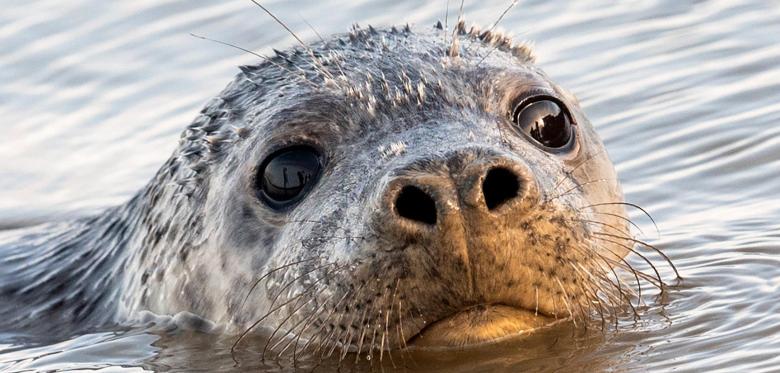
[256,146,322,209]
[511,97,574,149]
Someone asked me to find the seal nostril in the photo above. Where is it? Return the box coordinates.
[395,186,437,225]
[482,167,521,210]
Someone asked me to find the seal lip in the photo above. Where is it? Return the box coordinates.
[405,304,562,350]
[507,91,579,156]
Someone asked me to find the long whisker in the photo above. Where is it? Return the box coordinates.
[555,278,577,325]
[577,256,639,319]
[590,236,663,289]
[546,178,613,203]
[569,262,610,328]
[594,232,679,279]
[352,282,382,362]
[292,284,355,361]
[265,262,340,315]
[249,0,308,48]
[263,265,346,360]
[471,0,519,63]
[189,33,319,88]
[580,218,632,237]
[298,281,365,359]
[299,15,325,42]
[592,235,665,290]
[265,291,320,358]
[588,210,648,238]
[551,148,608,192]
[240,257,319,311]
[275,296,326,360]
[314,279,370,360]
[231,262,346,360]
[448,0,465,57]
[444,0,451,46]
[591,248,643,304]
[570,247,639,326]
[581,202,660,237]
[488,0,519,31]
[248,0,337,82]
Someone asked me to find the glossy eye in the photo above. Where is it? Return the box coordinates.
[257,146,322,209]
[511,97,574,149]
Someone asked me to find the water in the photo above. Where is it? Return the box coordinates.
[1,0,779,371]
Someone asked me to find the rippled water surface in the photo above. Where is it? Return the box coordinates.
[2,0,780,371]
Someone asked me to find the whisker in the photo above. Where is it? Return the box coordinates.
[577,257,639,320]
[240,257,319,311]
[591,241,662,290]
[588,210,648,238]
[592,235,665,291]
[594,232,679,279]
[573,259,624,327]
[555,278,577,326]
[354,296,372,363]
[473,0,520,65]
[551,148,608,193]
[263,266,346,360]
[579,218,632,237]
[535,285,539,316]
[546,178,613,203]
[263,261,340,323]
[590,249,643,304]
[231,262,346,361]
[189,33,318,88]
[276,299,324,361]
[318,288,359,359]
[249,0,308,48]
[315,277,372,361]
[247,0,337,82]
[569,263,609,328]
[299,281,366,360]
[581,202,659,238]
[293,285,355,361]
[398,297,410,351]
[265,291,320,357]
[299,15,325,42]
[488,0,519,31]
[448,0,466,57]
[444,0,451,47]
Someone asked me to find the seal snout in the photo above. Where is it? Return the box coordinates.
[392,167,523,226]
[388,159,529,230]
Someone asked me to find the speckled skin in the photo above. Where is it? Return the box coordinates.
[0,22,630,353]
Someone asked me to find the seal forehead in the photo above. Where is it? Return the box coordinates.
[236,22,538,111]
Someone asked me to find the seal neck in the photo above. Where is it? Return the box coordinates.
[0,199,141,335]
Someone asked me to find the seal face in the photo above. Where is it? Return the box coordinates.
[0,21,644,357]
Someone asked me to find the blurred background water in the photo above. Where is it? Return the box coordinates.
[1,0,780,371]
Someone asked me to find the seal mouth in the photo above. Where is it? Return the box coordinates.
[407,304,559,349]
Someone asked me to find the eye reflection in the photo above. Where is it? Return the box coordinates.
[257,146,322,208]
[511,97,574,149]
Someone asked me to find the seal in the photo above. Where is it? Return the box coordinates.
[0,19,672,360]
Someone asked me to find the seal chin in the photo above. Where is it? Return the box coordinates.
[408,305,557,349]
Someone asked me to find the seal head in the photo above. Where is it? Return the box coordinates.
[120,21,631,350]
[0,22,636,355]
